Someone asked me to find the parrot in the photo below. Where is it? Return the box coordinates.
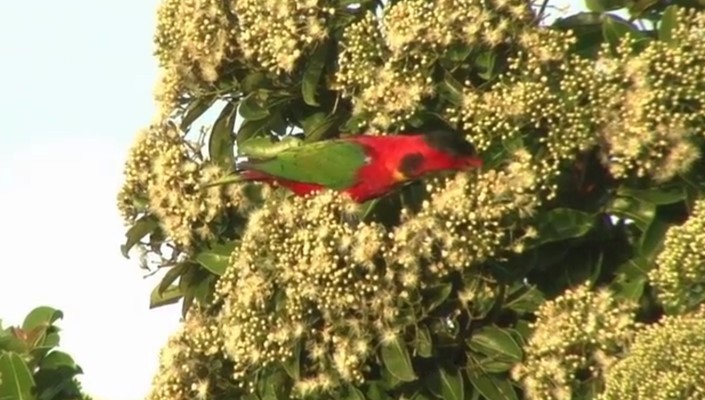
[232,130,483,203]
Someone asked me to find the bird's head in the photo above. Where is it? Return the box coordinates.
[393,130,482,181]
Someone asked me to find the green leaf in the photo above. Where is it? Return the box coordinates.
[239,92,270,121]
[0,352,36,400]
[612,257,649,300]
[612,275,647,301]
[616,256,650,279]
[505,284,545,314]
[241,71,269,92]
[468,327,523,363]
[301,112,340,142]
[659,6,679,44]
[602,14,647,53]
[281,341,301,381]
[38,351,78,371]
[585,0,626,12]
[608,197,656,231]
[617,186,685,205]
[149,283,182,309]
[466,368,517,400]
[120,216,159,258]
[0,333,29,354]
[302,43,329,106]
[640,212,671,260]
[554,12,603,29]
[22,307,62,332]
[423,283,453,313]
[413,325,433,358]
[438,71,464,106]
[209,101,237,165]
[530,208,595,247]
[194,241,237,276]
[158,263,189,295]
[380,336,417,382]
[342,385,366,400]
[180,96,215,130]
[441,369,465,400]
[475,51,497,81]
[427,368,464,400]
[236,116,273,144]
[366,381,392,400]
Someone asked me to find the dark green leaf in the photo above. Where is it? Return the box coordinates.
[301,112,340,142]
[409,392,432,400]
[615,256,650,278]
[553,12,603,29]
[236,116,274,144]
[659,6,679,44]
[281,341,301,381]
[466,368,518,400]
[150,283,183,309]
[342,385,366,400]
[413,325,433,358]
[602,14,647,53]
[446,43,472,64]
[612,257,649,300]
[242,71,269,92]
[438,72,464,106]
[302,43,329,106]
[194,241,237,276]
[608,197,656,231]
[121,216,159,258]
[530,208,595,247]
[617,186,685,205]
[475,51,497,81]
[209,101,237,165]
[585,0,626,12]
[433,368,464,400]
[38,351,79,371]
[239,92,270,121]
[468,327,522,363]
[0,352,36,400]
[380,336,417,382]
[426,367,466,400]
[423,283,453,313]
[366,381,392,400]
[340,115,367,134]
[505,285,545,314]
[640,212,671,259]
[158,263,189,295]
[180,96,216,130]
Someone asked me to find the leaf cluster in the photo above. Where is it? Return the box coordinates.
[0,307,91,400]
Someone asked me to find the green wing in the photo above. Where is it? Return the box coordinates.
[245,139,368,189]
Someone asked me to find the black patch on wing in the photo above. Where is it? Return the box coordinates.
[399,153,425,177]
[424,130,477,157]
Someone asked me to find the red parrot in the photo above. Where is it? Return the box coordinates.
[234,130,483,203]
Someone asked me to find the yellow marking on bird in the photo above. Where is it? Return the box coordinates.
[392,169,408,182]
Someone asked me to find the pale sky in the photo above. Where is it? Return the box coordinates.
[0,1,181,400]
[0,1,584,399]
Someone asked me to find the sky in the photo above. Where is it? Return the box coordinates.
[0,1,181,399]
[0,1,584,399]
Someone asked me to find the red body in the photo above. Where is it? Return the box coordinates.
[241,134,482,202]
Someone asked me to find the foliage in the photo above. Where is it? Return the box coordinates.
[0,306,92,400]
[118,0,705,399]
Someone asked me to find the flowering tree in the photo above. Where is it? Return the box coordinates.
[118,0,705,399]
